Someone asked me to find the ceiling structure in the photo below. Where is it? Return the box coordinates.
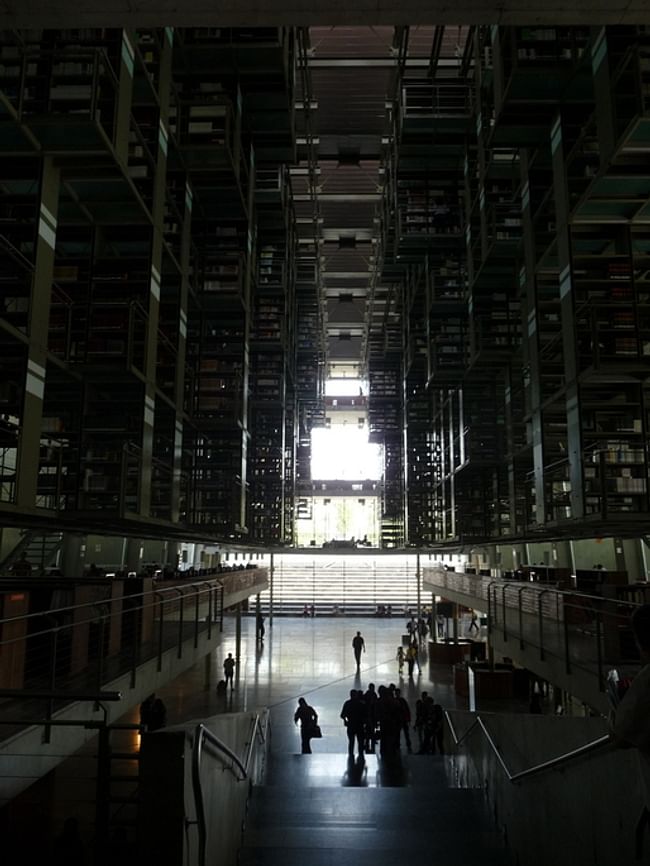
[1,2,648,27]
[291,25,472,378]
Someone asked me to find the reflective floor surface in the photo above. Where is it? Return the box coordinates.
[149,615,528,760]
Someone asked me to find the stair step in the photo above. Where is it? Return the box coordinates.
[241,748,511,866]
[240,845,509,866]
[248,791,492,828]
[243,824,504,853]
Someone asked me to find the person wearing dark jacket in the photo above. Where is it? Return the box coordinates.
[340,689,366,759]
[294,697,319,754]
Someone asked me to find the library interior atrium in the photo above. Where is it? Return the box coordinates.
[3,11,650,866]
[3,22,650,566]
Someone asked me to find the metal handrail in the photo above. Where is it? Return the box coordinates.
[445,710,612,783]
[191,711,269,866]
[423,566,638,615]
[0,576,223,627]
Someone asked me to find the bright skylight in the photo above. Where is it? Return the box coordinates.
[324,378,368,397]
[311,426,383,480]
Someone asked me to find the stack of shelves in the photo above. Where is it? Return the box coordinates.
[484,26,591,145]
[293,255,323,503]
[248,164,295,543]
[581,382,648,517]
[430,388,460,541]
[405,376,434,544]
[17,35,121,152]
[79,386,143,513]
[367,360,402,443]
[396,173,463,243]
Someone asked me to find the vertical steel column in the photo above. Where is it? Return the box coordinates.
[595,604,604,691]
[538,589,549,661]
[16,157,60,507]
[94,724,111,866]
[269,553,274,625]
[563,601,572,674]
[235,602,242,663]
[155,591,165,671]
[194,585,200,648]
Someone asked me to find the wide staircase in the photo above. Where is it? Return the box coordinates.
[240,751,511,865]
[261,554,421,615]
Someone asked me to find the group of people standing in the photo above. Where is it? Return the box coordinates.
[295,682,444,758]
[340,682,413,758]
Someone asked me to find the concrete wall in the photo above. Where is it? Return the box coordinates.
[571,538,618,571]
[0,528,22,562]
[0,620,223,807]
[140,711,268,866]
[448,710,641,866]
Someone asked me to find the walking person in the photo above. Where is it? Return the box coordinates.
[430,700,444,754]
[363,682,378,753]
[340,689,366,759]
[395,688,412,753]
[223,652,236,690]
[468,611,479,636]
[294,696,319,754]
[396,645,405,677]
[406,641,420,677]
[256,612,265,642]
[352,630,365,670]
[406,617,417,640]
[414,692,428,752]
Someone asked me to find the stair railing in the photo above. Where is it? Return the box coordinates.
[445,710,611,782]
[191,710,270,866]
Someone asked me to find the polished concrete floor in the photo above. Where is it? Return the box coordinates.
[24,615,516,865]
[149,614,528,757]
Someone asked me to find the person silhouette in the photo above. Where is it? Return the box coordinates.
[223,652,236,689]
[352,631,365,670]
